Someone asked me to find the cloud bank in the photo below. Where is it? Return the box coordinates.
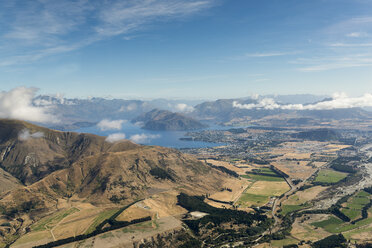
[97,119,126,131]
[0,87,57,123]
[130,133,160,144]
[106,133,126,143]
[18,129,44,141]
[233,93,372,111]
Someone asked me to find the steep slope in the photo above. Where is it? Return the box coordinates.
[0,168,21,194]
[0,119,229,245]
[0,146,223,210]
[0,119,139,185]
[133,109,207,131]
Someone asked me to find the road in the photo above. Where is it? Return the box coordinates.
[270,168,320,233]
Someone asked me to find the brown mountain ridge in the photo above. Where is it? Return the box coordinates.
[0,119,229,244]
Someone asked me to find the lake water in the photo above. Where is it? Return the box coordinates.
[75,121,227,149]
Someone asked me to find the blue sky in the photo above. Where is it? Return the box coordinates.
[0,0,372,99]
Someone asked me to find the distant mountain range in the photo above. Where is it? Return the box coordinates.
[191,98,372,122]
[34,95,202,128]
[32,94,372,130]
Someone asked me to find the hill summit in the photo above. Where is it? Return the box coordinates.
[0,119,227,243]
[133,109,207,131]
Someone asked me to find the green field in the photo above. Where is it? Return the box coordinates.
[312,209,372,233]
[340,191,371,220]
[238,168,289,207]
[312,216,344,230]
[31,207,80,231]
[237,193,268,207]
[270,238,298,247]
[314,169,348,184]
[281,204,308,215]
[243,167,284,182]
[252,167,278,176]
[241,174,284,182]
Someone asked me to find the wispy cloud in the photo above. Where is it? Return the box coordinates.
[229,52,295,61]
[330,43,372,47]
[294,54,372,72]
[96,0,214,36]
[346,32,368,38]
[0,0,216,66]
[300,15,372,72]
[245,52,290,58]
[326,16,372,36]
[0,41,94,67]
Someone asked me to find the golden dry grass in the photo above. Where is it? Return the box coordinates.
[291,214,331,242]
[245,181,290,196]
[142,190,187,218]
[271,161,316,180]
[324,144,351,152]
[283,152,312,160]
[206,159,245,174]
[312,162,327,168]
[116,204,152,222]
[12,231,53,248]
[52,204,107,239]
[208,177,250,203]
[204,200,231,209]
[344,222,372,242]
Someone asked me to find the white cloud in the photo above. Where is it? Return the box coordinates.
[330,43,372,47]
[33,98,54,107]
[0,0,215,66]
[119,103,137,112]
[175,103,194,112]
[233,93,372,111]
[18,129,44,141]
[3,1,91,43]
[245,52,289,58]
[346,32,368,38]
[130,133,160,144]
[106,133,126,143]
[311,16,372,72]
[97,119,126,131]
[133,121,145,127]
[0,87,57,123]
[327,16,372,37]
[295,55,372,72]
[96,0,214,36]
[229,52,292,61]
